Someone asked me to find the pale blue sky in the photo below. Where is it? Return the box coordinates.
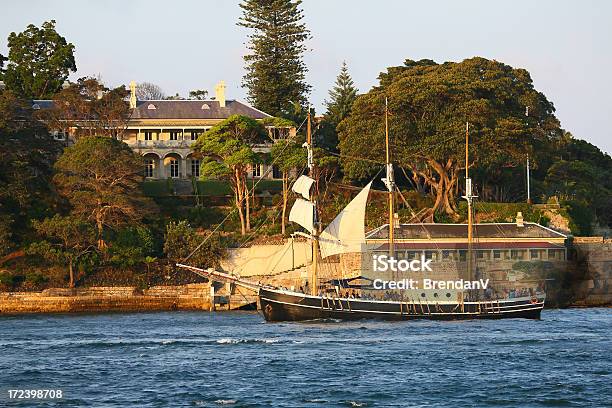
[2,0,611,153]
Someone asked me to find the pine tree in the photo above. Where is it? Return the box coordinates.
[318,62,358,151]
[238,0,311,117]
[324,61,358,125]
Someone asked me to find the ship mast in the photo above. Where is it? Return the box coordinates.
[462,122,476,284]
[306,108,319,296]
[383,98,395,257]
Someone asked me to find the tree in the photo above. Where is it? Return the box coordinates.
[108,226,155,267]
[3,20,76,98]
[136,82,165,100]
[53,136,155,249]
[270,140,306,234]
[238,0,311,117]
[325,61,358,125]
[0,91,61,252]
[36,77,131,139]
[338,57,563,219]
[189,89,209,100]
[193,115,266,235]
[317,62,358,153]
[29,215,96,287]
[164,221,225,268]
[544,138,612,229]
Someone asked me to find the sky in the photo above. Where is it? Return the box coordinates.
[2,0,611,153]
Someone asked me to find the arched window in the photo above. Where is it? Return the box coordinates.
[147,103,157,110]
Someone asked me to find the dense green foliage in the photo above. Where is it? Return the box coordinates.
[0,91,61,255]
[163,221,225,269]
[3,20,76,98]
[29,215,96,287]
[53,136,155,247]
[238,0,310,117]
[339,57,564,219]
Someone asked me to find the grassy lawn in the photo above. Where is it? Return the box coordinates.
[144,179,283,197]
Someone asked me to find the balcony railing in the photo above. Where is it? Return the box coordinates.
[124,139,196,149]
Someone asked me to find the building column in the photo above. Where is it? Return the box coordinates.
[158,156,166,179]
[180,157,187,179]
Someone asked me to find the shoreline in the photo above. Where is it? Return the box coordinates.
[0,284,258,315]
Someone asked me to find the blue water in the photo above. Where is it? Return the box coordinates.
[0,309,610,407]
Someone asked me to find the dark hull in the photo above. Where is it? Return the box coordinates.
[259,288,544,322]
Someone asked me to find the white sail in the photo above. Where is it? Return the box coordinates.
[292,175,315,200]
[319,181,372,259]
[289,198,315,233]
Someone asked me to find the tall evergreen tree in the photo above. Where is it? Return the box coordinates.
[318,62,358,152]
[238,0,311,117]
[324,61,358,125]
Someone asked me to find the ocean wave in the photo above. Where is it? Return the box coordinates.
[214,399,237,405]
[216,338,280,344]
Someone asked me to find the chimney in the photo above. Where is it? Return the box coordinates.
[516,212,524,227]
[129,80,137,109]
[215,80,226,108]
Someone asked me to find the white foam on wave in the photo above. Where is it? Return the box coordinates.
[214,399,237,405]
[215,338,280,344]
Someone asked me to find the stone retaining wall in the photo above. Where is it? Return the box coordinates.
[0,284,215,314]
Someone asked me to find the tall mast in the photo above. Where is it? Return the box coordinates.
[463,122,475,283]
[384,98,395,257]
[306,108,318,296]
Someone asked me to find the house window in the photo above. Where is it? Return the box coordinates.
[530,249,540,259]
[511,250,526,260]
[252,164,262,178]
[170,131,182,141]
[144,159,154,178]
[459,250,467,262]
[425,251,437,261]
[548,249,565,261]
[442,250,456,260]
[169,159,179,178]
[493,250,501,259]
[190,131,202,141]
[144,131,153,141]
[191,159,200,178]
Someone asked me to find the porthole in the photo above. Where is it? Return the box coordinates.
[421,293,426,298]
[446,293,451,298]
[433,293,439,298]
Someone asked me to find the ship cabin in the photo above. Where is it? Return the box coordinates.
[366,218,568,263]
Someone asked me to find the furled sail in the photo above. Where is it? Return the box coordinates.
[289,198,315,234]
[319,181,372,258]
[292,175,315,200]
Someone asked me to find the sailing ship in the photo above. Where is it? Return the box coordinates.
[178,100,546,322]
